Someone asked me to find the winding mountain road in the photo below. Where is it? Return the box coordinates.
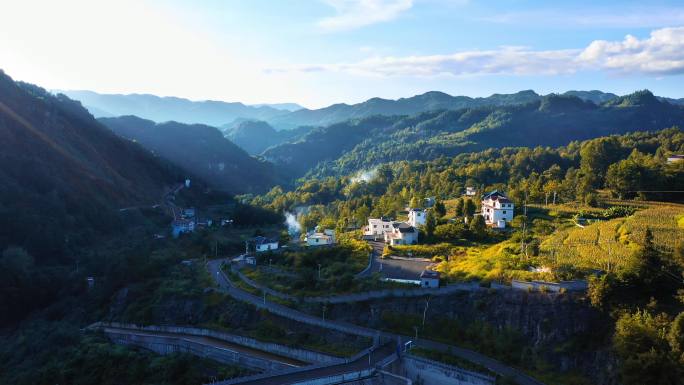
[207,258,546,385]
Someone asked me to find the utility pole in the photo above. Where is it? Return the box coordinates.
[422,296,431,327]
[215,240,218,259]
[413,325,419,343]
[318,264,322,280]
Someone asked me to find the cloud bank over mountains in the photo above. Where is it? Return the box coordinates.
[275,26,684,77]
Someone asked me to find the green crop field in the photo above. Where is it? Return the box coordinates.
[541,204,684,273]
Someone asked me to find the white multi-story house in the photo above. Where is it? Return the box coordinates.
[364,217,394,237]
[384,222,419,246]
[481,190,514,228]
[306,229,336,246]
[407,208,426,228]
[171,218,195,238]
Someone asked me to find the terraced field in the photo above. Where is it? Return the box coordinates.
[541,204,684,273]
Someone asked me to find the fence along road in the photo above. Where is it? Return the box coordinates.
[207,258,547,385]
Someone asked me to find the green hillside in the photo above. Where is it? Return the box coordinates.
[262,91,684,178]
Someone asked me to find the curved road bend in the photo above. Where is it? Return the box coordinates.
[225,344,396,385]
[207,258,546,385]
[102,326,306,367]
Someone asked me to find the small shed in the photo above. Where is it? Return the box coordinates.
[420,270,440,288]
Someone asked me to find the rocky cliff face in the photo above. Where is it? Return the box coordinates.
[320,290,618,385]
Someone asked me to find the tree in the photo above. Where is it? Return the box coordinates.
[425,210,436,239]
[668,312,684,361]
[463,199,476,217]
[434,200,446,218]
[674,240,684,270]
[469,215,486,239]
[454,198,464,217]
[580,136,626,188]
[613,310,682,385]
[409,196,422,209]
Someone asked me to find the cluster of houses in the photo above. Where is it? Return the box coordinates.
[171,207,216,238]
[242,226,337,256]
[363,189,515,245]
[364,211,423,246]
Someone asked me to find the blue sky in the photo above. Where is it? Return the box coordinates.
[1,0,684,107]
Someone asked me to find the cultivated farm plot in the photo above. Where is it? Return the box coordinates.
[541,204,684,273]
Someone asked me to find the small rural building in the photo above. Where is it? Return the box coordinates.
[364,217,394,237]
[465,186,477,196]
[171,219,195,238]
[420,270,440,288]
[481,190,514,228]
[408,208,426,228]
[424,197,436,208]
[306,229,336,246]
[182,207,196,219]
[667,154,684,163]
[250,236,279,252]
[384,222,419,246]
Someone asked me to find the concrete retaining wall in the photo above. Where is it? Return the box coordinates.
[93,322,343,365]
[290,368,374,385]
[106,329,291,372]
[511,279,588,293]
[397,355,496,385]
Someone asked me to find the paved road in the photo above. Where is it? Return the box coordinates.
[102,326,306,367]
[365,241,433,281]
[208,259,380,340]
[207,258,546,385]
[225,344,396,385]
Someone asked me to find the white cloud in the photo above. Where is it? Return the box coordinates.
[481,7,684,28]
[317,0,414,31]
[272,26,684,77]
[580,27,684,75]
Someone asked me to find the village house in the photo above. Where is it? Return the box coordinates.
[364,217,394,237]
[171,218,195,238]
[306,228,336,246]
[465,186,477,196]
[667,154,684,164]
[182,207,196,219]
[248,236,279,253]
[420,270,440,288]
[424,197,436,208]
[384,221,419,245]
[407,208,426,228]
[481,190,514,228]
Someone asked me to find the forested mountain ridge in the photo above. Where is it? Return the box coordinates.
[262,91,684,178]
[99,115,288,193]
[0,71,183,251]
[0,71,199,325]
[59,90,291,126]
[223,120,311,155]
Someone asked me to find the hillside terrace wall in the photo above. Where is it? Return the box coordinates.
[90,322,344,365]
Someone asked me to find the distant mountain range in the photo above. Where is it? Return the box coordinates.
[99,116,287,194]
[249,103,303,112]
[61,89,684,133]
[261,91,684,177]
[222,120,310,155]
[58,90,292,127]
